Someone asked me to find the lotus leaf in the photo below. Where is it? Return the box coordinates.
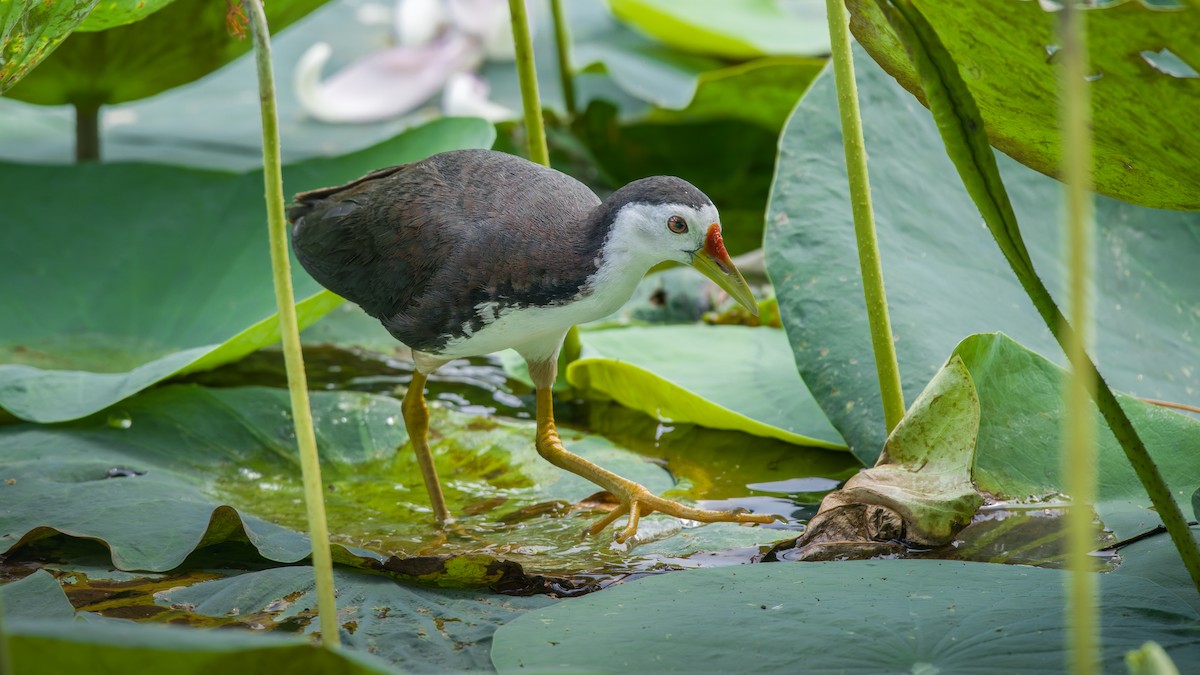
[567,325,845,449]
[491,552,1200,673]
[76,0,175,31]
[0,0,97,93]
[0,117,494,423]
[608,0,827,59]
[5,0,326,106]
[766,49,1200,463]
[846,0,1200,210]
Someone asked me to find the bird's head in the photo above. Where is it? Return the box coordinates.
[599,176,758,316]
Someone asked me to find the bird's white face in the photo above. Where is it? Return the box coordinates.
[608,201,722,266]
[604,201,758,316]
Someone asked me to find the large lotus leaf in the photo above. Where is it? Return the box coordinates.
[76,0,175,31]
[5,618,400,675]
[491,554,1200,673]
[5,0,326,106]
[0,117,494,423]
[566,326,845,449]
[645,56,826,130]
[0,385,788,577]
[154,566,553,671]
[765,49,1200,463]
[0,0,97,93]
[846,0,1200,211]
[608,0,827,59]
[955,333,1200,539]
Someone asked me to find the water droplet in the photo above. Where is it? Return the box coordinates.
[385,416,397,426]
[107,411,132,429]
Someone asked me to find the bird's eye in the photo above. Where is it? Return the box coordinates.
[667,215,688,234]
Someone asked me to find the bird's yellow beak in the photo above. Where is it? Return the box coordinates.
[691,223,758,317]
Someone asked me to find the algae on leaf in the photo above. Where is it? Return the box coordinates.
[0,0,98,93]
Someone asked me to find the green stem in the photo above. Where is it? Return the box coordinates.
[74,101,100,162]
[824,0,906,433]
[508,0,549,166]
[242,0,341,647]
[1061,3,1097,674]
[548,0,576,118]
[0,595,12,675]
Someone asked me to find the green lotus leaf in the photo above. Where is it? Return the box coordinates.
[154,566,553,671]
[5,0,326,106]
[955,333,1200,539]
[492,549,1200,673]
[0,0,97,93]
[76,0,175,31]
[566,325,845,449]
[5,618,401,675]
[608,0,828,59]
[0,570,76,621]
[0,385,786,577]
[766,49,1200,463]
[0,117,494,423]
[846,0,1200,210]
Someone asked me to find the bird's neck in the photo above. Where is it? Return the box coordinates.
[578,214,659,314]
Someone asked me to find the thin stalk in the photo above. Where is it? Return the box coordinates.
[508,0,549,165]
[242,0,340,647]
[824,0,906,433]
[1061,3,1097,674]
[548,0,576,118]
[74,101,100,162]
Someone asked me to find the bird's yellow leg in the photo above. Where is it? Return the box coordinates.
[533,388,778,543]
[402,371,451,526]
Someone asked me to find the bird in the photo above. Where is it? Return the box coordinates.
[289,148,778,543]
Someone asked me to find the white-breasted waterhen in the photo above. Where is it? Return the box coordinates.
[289,148,777,543]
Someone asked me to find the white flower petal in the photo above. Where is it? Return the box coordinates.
[442,72,517,122]
[394,0,446,47]
[294,36,485,124]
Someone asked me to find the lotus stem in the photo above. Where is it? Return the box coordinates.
[824,0,906,433]
[548,0,577,117]
[1061,3,1098,673]
[508,0,549,165]
[74,101,100,162]
[242,0,341,647]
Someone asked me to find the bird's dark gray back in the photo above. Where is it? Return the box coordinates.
[289,149,605,353]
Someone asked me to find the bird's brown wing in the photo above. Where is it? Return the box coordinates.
[289,149,603,353]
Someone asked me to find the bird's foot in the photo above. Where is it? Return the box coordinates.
[584,481,782,544]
